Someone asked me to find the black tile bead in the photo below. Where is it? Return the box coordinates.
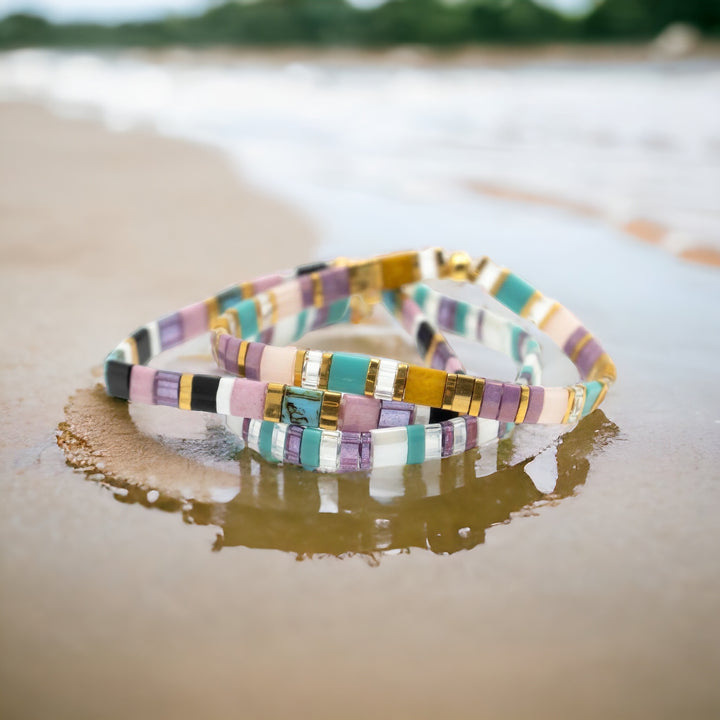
[297,261,328,276]
[417,321,434,355]
[190,375,221,413]
[105,360,132,400]
[132,327,151,365]
[429,407,458,423]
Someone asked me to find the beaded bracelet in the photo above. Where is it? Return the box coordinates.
[104,249,615,471]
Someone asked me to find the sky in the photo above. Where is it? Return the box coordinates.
[0,0,596,23]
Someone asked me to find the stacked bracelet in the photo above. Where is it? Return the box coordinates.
[104,249,615,472]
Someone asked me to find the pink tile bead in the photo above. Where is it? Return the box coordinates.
[253,273,285,294]
[537,387,570,424]
[259,346,297,384]
[180,301,208,339]
[229,379,267,418]
[543,306,582,351]
[129,365,156,405]
[273,280,303,319]
[339,394,381,432]
[445,357,464,373]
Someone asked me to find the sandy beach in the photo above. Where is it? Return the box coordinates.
[1,101,720,719]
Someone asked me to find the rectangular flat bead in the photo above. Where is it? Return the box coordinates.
[318,431,341,472]
[537,387,571,424]
[319,391,342,430]
[465,416,478,449]
[404,366,447,408]
[158,312,184,350]
[495,273,536,315]
[371,426,408,468]
[339,431,363,472]
[380,251,419,290]
[154,370,180,407]
[235,298,260,339]
[339,395,381,432]
[320,266,350,304]
[258,421,276,462]
[300,427,323,468]
[178,374,193,411]
[263,382,285,422]
[451,374,475,414]
[378,400,413,428]
[281,386,323,427]
[259,345,297,385]
[406,424,426,464]
[215,377,235,415]
[525,386,545,424]
[424,425,443,460]
[244,342,265,381]
[229,379,267,418]
[326,352,369,396]
[129,365,156,404]
[189,375,220,413]
[180,302,208,339]
[284,425,304,464]
[478,380,503,420]
[106,360,132,400]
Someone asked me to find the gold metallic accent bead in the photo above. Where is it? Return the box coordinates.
[473,256,490,282]
[126,336,139,365]
[226,308,240,337]
[443,251,474,282]
[349,294,374,324]
[263,382,285,422]
[587,353,617,383]
[205,297,219,326]
[348,259,383,308]
[237,341,249,377]
[539,302,562,331]
[424,332,444,366]
[318,352,333,390]
[515,385,530,423]
[442,373,458,411]
[592,381,609,413]
[451,375,475,414]
[319,390,342,430]
[253,297,263,331]
[393,362,409,401]
[212,315,231,334]
[469,378,485,416]
[489,268,510,297]
[210,327,225,365]
[365,358,380,396]
[178,373,193,411]
[240,281,254,300]
[293,350,305,387]
[570,333,593,363]
[561,386,575,424]
[311,272,324,309]
[520,290,543,319]
[268,290,279,327]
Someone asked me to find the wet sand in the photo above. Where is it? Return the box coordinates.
[1,103,720,719]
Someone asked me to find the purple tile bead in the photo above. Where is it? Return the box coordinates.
[299,274,314,308]
[479,380,503,419]
[154,370,181,407]
[284,425,304,464]
[465,416,478,450]
[158,312,184,350]
[563,326,588,356]
[498,383,522,422]
[438,297,457,331]
[576,338,604,379]
[259,328,274,345]
[223,336,243,373]
[339,432,362,472]
[524,386,545,424]
[476,310,485,341]
[430,341,453,371]
[360,432,372,470]
[441,421,455,457]
[321,267,350,305]
[244,342,265,381]
[378,401,413,428]
[241,418,251,441]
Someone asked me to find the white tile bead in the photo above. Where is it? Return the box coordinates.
[318,430,341,472]
[215,377,235,416]
[247,419,262,452]
[271,424,287,462]
[412,405,431,425]
[302,349,323,390]
[374,359,399,401]
[418,248,440,280]
[371,426,408,468]
[477,419,500,446]
[451,417,467,454]
[424,425,443,460]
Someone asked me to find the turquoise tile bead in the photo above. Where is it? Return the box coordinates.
[327,299,350,326]
[281,387,322,427]
[258,421,277,462]
[382,290,397,312]
[413,284,430,310]
[495,273,536,315]
[454,301,469,334]
[300,427,322,468]
[294,308,310,341]
[235,298,259,339]
[406,424,426,465]
[328,353,370,396]
[582,381,603,416]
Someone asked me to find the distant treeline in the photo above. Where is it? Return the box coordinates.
[1,0,719,49]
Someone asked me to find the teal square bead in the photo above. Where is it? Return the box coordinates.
[582,381,603,416]
[300,427,322,468]
[406,424,426,465]
[455,301,469,334]
[413,284,430,310]
[327,299,350,326]
[258,421,277,462]
[294,308,310,341]
[282,387,323,427]
[327,353,370,396]
[235,298,259,340]
[495,273,536,315]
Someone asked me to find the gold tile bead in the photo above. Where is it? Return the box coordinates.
[587,353,617,383]
[210,327,225,365]
[393,362,409,401]
[348,259,383,307]
[451,375,475,414]
[319,391,342,430]
[365,358,380,396]
[178,373,193,411]
[311,272,324,309]
[561,386,575,424]
[520,290,543,319]
[227,307,241,337]
[212,315,231,333]
[240,281,254,299]
[126,336,139,364]
[268,290,279,327]
[515,385,530,423]
[469,378,485,416]
[205,297,219,326]
[570,332,593,363]
[263,382,285,422]
[293,350,306,387]
[318,352,333,390]
[237,341,249,377]
[379,251,421,290]
[442,373,459,411]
